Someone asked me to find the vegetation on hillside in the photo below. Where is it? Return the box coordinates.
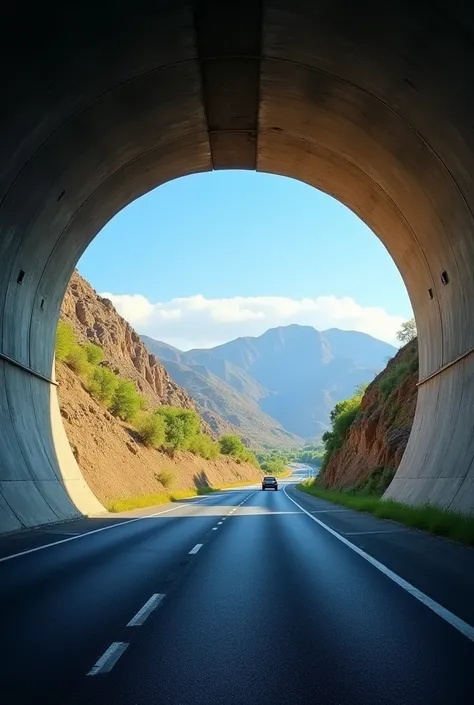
[218,434,260,467]
[319,384,367,471]
[56,321,257,467]
[396,317,417,344]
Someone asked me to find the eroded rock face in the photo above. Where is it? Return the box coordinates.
[323,339,418,488]
[60,270,216,433]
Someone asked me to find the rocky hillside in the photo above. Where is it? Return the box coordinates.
[143,325,396,442]
[61,271,228,437]
[322,339,418,488]
[57,271,261,506]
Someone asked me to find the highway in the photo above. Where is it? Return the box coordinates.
[1,469,474,704]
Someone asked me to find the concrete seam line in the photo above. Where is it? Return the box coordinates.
[417,345,474,387]
[0,350,58,385]
[283,486,474,643]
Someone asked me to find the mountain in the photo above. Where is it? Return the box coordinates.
[142,337,301,448]
[142,325,396,443]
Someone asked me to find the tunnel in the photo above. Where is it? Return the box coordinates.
[1,0,474,533]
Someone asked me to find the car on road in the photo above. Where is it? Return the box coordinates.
[262,476,278,491]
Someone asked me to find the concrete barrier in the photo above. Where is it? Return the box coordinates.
[1,1,474,531]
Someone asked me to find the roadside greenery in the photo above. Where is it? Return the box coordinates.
[55,321,259,468]
[219,434,260,467]
[297,479,474,546]
[320,384,367,470]
[256,443,324,470]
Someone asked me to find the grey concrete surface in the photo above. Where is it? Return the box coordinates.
[1,1,474,530]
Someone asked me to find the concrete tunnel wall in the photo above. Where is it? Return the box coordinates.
[1,0,474,532]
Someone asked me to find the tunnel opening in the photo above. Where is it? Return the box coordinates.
[1,0,474,532]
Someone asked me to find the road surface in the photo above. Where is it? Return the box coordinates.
[1,471,474,704]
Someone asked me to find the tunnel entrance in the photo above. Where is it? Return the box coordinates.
[1,0,474,531]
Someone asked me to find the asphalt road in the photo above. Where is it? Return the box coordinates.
[1,472,474,704]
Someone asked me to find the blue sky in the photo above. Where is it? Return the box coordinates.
[78,171,412,350]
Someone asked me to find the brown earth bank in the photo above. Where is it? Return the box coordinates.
[57,363,261,505]
[322,339,418,489]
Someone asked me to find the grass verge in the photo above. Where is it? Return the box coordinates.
[297,481,474,546]
[105,480,262,513]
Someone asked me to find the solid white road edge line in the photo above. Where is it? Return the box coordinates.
[0,491,244,564]
[189,543,203,555]
[283,485,474,644]
[87,642,129,676]
[127,593,165,626]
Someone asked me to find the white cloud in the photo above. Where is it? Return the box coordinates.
[100,291,406,350]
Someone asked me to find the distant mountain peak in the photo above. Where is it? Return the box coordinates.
[142,326,395,444]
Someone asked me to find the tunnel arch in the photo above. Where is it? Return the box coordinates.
[1,0,474,531]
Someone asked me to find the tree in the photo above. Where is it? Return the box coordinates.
[55,321,76,361]
[219,434,245,457]
[155,406,200,452]
[88,367,118,404]
[110,380,141,421]
[135,412,166,448]
[396,318,417,344]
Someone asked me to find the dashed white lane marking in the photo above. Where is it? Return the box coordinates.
[87,642,129,676]
[189,543,203,555]
[283,486,474,644]
[0,495,222,564]
[127,593,165,626]
[212,527,218,531]
[217,521,223,525]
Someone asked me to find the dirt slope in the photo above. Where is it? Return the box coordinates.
[56,271,260,505]
[58,364,260,504]
[323,339,418,488]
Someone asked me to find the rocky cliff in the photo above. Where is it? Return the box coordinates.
[60,271,229,436]
[322,339,418,488]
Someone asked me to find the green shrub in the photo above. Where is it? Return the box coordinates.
[321,386,365,469]
[157,470,174,490]
[219,434,245,457]
[84,343,103,365]
[157,470,174,489]
[188,433,220,460]
[379,362,410,398]
[261,458,287,475]
[155,406,201,452]
[218,434,260,467]
[356,466,396,496]
[55,321,76,361]
[138,394,148,411]
[88,366,118,404]
[66,345,91,376]
[110,380,141,421]
[135,412,166,448]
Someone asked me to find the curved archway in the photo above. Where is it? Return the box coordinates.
[1,0,474,531]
